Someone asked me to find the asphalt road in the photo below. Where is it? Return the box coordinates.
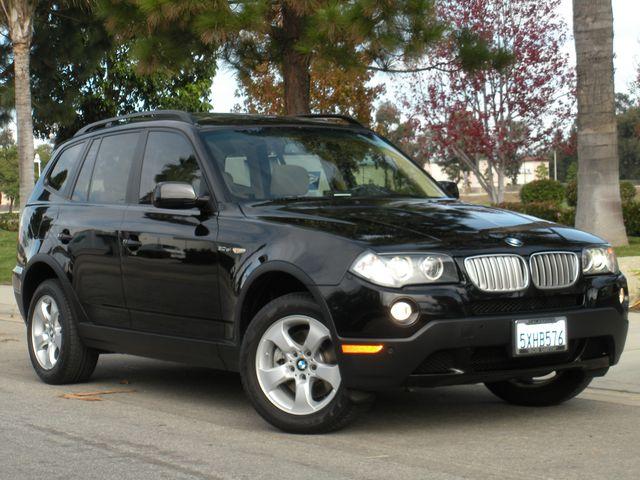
[1,313,639,480]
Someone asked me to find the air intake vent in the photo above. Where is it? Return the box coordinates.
[529,252,579,289]
[464,255,529,292]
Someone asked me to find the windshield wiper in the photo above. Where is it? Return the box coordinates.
[251,196,319,206]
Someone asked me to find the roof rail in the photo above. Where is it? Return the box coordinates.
[74,110,195,137]
[293,114,364,127]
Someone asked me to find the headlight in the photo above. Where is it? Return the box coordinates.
[582,247,618,275]
[350,251,458,287]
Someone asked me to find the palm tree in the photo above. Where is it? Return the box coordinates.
[0,0,36,209]
[573,0,628,245]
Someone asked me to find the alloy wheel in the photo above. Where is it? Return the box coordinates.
[31,295,62,370]
[255,315,341,416]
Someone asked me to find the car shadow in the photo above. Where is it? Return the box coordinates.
[89,354,592,433]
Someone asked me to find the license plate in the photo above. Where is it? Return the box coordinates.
[513,317,567,356]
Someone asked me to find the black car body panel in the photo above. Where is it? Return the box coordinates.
[13,112,629,391]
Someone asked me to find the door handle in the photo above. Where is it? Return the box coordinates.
[57,230,72,244]
[122,238,142,251]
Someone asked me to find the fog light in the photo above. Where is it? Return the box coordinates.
[620,287,626,304]
[390,300,415,324]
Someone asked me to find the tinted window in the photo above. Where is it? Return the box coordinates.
[88,133,140,204]
[71,140,100,202]
[139,131,207,204]
[47,142,85,192]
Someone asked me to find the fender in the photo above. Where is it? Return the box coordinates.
[21,253,89,325]
[232,260,338,344]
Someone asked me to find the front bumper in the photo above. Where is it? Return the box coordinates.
[336,307,628,390]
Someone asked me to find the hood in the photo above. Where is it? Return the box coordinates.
[242,198,606,254]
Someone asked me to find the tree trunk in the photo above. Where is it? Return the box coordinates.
[573,0,627,245]
[496,167,505,204]
[281,4,311,115]
[13,41,35,210]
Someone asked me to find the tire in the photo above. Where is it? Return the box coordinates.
[485,369,593,407]
[240,293,361,433]
[27,279,99,385]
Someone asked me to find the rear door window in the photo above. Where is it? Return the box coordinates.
[47,142,86,192]
[87,132,140,205]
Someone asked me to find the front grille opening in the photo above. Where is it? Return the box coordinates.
[465,255,528,292]
[470,295,584,316]
[530,252,580,289]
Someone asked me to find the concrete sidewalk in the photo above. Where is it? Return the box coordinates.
[0,284,19,320]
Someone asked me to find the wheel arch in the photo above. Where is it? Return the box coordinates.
[235,261,336,343]
[21,255,85,324]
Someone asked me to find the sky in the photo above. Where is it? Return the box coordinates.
[210,0,640,113]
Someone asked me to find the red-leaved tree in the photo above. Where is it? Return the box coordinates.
[405,0,573,203]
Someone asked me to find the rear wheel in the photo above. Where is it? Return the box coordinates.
[27,279,99,385]
[240,293,360,433]
[485,369,593,406]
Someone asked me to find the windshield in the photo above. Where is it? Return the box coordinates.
[200,127,445,201]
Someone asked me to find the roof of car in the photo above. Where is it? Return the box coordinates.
[73,110,366,138]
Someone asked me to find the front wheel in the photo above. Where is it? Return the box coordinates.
[240,293,360,433]
[485,369,593,407]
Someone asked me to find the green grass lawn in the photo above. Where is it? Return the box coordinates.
[0,229,17,284]
[616,236,640,257]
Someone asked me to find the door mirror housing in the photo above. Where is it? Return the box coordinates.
[438,181,460,199]
[153,182,202,209]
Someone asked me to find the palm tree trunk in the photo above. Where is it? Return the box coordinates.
[573,0,627,245]
[13,40,35,210]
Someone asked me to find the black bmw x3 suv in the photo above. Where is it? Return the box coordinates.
[14,110,628,433]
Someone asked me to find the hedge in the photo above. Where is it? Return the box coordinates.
[623,201,640,236]
[0,213,19,232]
[566,180,577,207]
[496,201,564,223]
[620,181,637,203]
[496,200,639,235]
[520,179,565,205]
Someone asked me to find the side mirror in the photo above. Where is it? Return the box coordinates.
[153,182,200,209]
[438,180,460,199]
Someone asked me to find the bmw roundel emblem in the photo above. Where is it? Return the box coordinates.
[505,237,524,247]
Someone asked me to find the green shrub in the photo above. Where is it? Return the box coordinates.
[623,201,640,236]
[565,180,577,207]
[497,198,637,233]
[620,181,637,203]
[495,202,525,213]
[0,213,19,232]
[495,201,564,223]
[520,179,565,205]
[558,208,575,227]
